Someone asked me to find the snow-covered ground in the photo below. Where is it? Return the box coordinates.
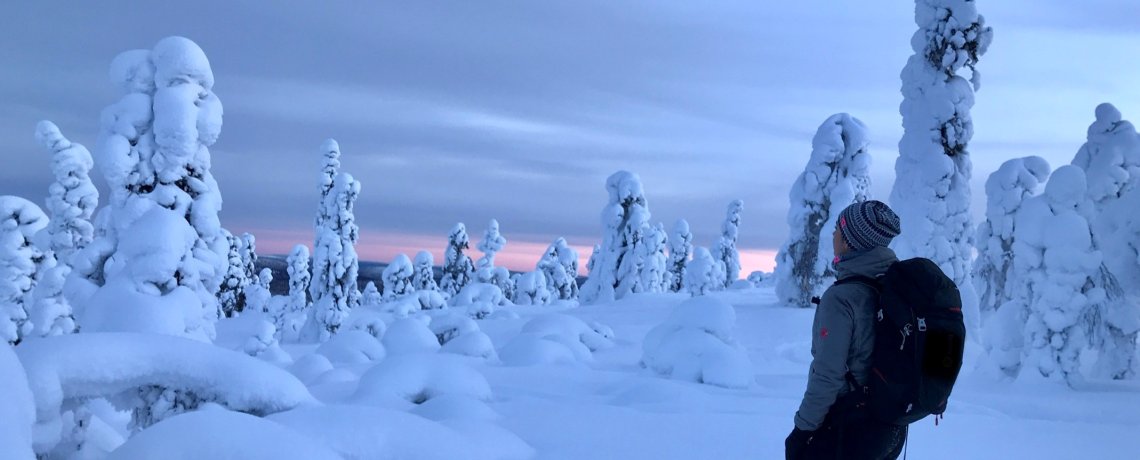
[9,286,1138,459]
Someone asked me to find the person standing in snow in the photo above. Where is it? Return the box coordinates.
[786,200,907,459]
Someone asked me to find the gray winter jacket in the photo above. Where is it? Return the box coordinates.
[793,246,898,431]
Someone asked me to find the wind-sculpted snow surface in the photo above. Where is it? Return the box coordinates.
[15,332,315,453]
[641,296,752,388]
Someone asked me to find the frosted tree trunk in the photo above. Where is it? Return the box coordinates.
[775,113,872,307]
[890,2,992,334]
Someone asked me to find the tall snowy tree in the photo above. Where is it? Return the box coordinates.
[310,171,361,341]
[315,139,341,230]
[684,247,718,297]
[68,36,228,342]
[1,197,48,344]
[774,113,872,307]
[440,223,475,297]
[973,156,1050,320]
[666,219,692,293]
[889,2,992,333]
[711,200,744,287]
[636,223,669,293]
[475,219,506,276]
[580,171,651,303]
[286,244,310,314]
[538,237,580,301]
[1071,103,1140,214]
[28,121,99,337]
[215,230,246,318]
[412,250,439,292]
[382,253,414,300]
[243,268,272,314]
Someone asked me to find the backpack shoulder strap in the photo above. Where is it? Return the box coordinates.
[833,275,881,290]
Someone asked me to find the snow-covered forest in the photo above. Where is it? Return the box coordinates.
[1,1,1138,459]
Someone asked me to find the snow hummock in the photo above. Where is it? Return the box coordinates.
[642,296,752,388]
[352,353,492,407]
[499,314,614,367]
[15,332,315,452]
[382,317,441,356]
[1,344,36,459]
[107,409,341,460]
[315,329,386,365]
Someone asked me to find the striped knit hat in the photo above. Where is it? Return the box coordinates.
[837,200,900,252]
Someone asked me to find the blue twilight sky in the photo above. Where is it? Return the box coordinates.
[2,1,1139,273]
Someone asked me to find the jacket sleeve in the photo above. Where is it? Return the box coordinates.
[793,287,854,431]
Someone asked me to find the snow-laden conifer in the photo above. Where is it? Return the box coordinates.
[666,219,692,293]
[581,171,651,303]
[286,244,310,314]
[475,219,506,276]
[711,200,743,287]
[68,36,227,341]
[973,157,1050,319]
[382,253,414,300]
[774,113,871,308]
[1,197,48,344]
[538,237,579,301]
[636,223,668,293]
[890,1,992,333]
[28,121,98,337]
[216,231,245,318]
[361,281,382,307]
[683,247,718,297]
[411,250,439,292]
[310,171,361,341]
[440,224,475,297]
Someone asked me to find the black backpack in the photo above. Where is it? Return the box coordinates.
[836,257,965,425]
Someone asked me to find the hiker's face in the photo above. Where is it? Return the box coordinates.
[833,225,849,257]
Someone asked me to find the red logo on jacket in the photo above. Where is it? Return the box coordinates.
[820,327,829,338]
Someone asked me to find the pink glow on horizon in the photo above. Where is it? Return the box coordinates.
[240,227,777,276]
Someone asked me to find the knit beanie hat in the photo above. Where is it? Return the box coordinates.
[837,200,901,252]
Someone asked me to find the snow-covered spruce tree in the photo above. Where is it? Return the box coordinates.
[236,232,257,312]
[538,237,580,301]
[637,223,669,293]
[513,270,551,306]
[67,37,228,342]
[440,223,475,297]
[310,171,361,341]
[412,250,439,292]
[215,230,245,318]
[243,268,272,314]
[475,219,506,279]
[580,171,651,303]
[1006,166,1116,385]
[666,219,692,293]
[889,2,992,333]
[28,121,99,337]
[361,281,381,307]
[286,244,310,314]
[684,247,718,297]
[972,157,1050,320]
[773,113,872,308]
[1070,104,1140,380]
[315,139,341,230]
[1,197,48,344]
[382,253,414,300]
[711,200,744,287]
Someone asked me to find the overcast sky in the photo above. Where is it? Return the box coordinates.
[3,1,1139,273]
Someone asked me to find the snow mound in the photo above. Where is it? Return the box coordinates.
[269,405,531,460]
[352,354,492,407]
[521,314,615,352]
[411,290,448,310]
[315,330,386,365]
[382,317,441,355]
[499,334,589,367]
[107,409,340,460]
[1,344,35,459]
[430,312,497,360]
[288,353,335,384]
[215,311,291,366]
[16,333,315,452]
[450,283,503,318]
[410,393,501,422]
[641,296,752,388]
[343,307,388,340]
